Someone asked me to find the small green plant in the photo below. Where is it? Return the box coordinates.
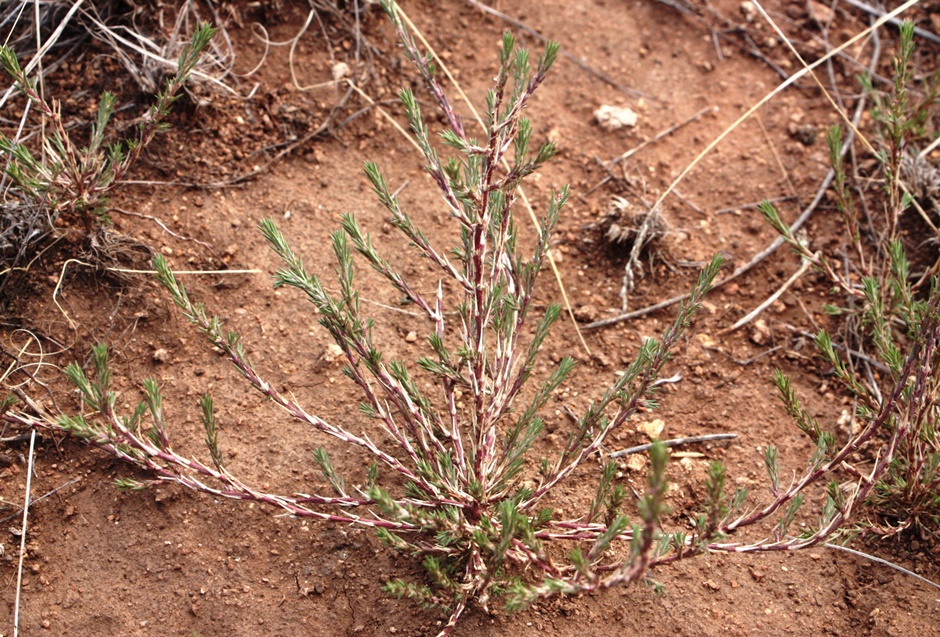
[4,6,937,635]
[762,22,940,536]
[0,22,215,232]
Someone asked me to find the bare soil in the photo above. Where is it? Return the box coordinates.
[1,1,939,636]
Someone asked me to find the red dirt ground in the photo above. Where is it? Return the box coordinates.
[1,1,939,636]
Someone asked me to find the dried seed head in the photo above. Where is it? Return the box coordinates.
[901,151,940,201]
[598,196,667,247]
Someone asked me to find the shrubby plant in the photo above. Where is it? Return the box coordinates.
[0,24,214,236]
[762,22,940,537]
[4,6,939,635]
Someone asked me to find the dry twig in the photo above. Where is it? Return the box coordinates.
[609,433,737,458]
[12,429,35,637]
[839,0,940,44]
[823,543,940,591]
[722,257,813,334]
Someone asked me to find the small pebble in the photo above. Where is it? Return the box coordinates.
[749,318,771,346]
[574,305,598,323]
[636,418,665,440]
[625,454,647,472]
[324,344,344,361]
[594,105,638,131]
[739,1,756,20]
[331,62,351,82]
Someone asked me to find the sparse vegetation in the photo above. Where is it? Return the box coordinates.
[762,22,940,538]
[4,6,939,636]
[0,23,215,234]
[0,2,938,636]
